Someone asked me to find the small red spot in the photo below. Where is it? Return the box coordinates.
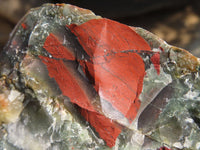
[21,23,27,29]
[158,146,171,150]
[151,52,160,75]
[12,40,17,46]
[159,46,164,52]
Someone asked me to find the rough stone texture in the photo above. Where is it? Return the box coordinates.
[0,4,200,150]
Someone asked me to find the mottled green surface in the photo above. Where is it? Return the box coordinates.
[0,4,200,150]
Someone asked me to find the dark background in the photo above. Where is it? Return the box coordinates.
[1,0,200,56]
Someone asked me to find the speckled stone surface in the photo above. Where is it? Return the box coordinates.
[0,4,200,150]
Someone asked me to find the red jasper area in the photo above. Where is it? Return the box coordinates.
[68,18,151,121]
[39,18,161,147]
[40,31,121,147]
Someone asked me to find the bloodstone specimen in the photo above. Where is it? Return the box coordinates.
[0,3,200,150]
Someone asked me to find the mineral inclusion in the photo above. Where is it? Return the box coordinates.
[0,3,200,150]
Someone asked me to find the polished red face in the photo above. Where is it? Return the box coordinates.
[39,18,160,147]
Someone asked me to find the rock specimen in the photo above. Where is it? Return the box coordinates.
[0,3,200,150]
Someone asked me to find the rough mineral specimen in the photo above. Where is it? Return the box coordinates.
[0,3,200,150]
